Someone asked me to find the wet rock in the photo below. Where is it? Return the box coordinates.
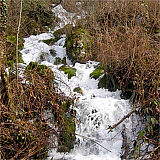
[121,124,129,159]
[98,73,119,92]
[62,57,67,65]
[43,38,57,45]
[73,87,83,95]
[98,71,134,99]
[58,117,76,152]
[57,100,76,153]
[40,52,45,61]
[49,49,56,57]
[54,57,62,65]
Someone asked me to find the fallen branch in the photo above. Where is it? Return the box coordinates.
[108,109,135,133]
[76,133,111,152]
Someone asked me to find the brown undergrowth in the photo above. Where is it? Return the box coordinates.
[1,64,75,159]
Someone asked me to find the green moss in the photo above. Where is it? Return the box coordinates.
[18,51,24,63]
[5,35,24,68]
[59,65,76,79]
[5,51,24,68]
[23,0,59,33]
[73,87,83,95]
[5,60,14,68]
[26,62,53,76]
[90,65,105,79]
[58,116,75,152]
[55,98,75,153]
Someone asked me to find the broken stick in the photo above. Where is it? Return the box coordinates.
[108,109,135,132]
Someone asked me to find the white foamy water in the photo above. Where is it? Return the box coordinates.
[46,61,132,160]
[20,4,134,160]
[20,32,132,160]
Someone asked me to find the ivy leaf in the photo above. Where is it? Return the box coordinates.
[151,117,156,125]
[154,100,158,105]
[138,131,144,137]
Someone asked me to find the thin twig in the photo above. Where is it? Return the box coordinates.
[108,109,135,133]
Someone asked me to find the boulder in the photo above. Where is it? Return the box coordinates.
[65,28,93,63]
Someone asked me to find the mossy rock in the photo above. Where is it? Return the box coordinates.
[43,26,71,46]
[40,53,45,61]
[54,57,62,65]
[90,65,105,80]
[23,1,59,32]
[73,87,83,95]
[58,116,76,152]
[54,98,75,153]
[54,57,67,65]
[59,65,76,79]
[53,24,73,39]
[5,60,14,68]
[62,57,67,65]
[17,51,24,64]
[26,62,53,76]
[53,28,65,39]
[65,27,93,62]
[5,51,24,68]
[43,38,58,45]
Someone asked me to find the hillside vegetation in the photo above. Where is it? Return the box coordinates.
[0,0,159,159]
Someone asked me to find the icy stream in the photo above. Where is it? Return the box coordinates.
[20,4,134,160]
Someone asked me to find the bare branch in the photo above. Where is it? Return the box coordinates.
[16,0,23,84]
[108,109,135,132]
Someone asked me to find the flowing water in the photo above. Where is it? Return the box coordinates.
[20,4,135,160]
